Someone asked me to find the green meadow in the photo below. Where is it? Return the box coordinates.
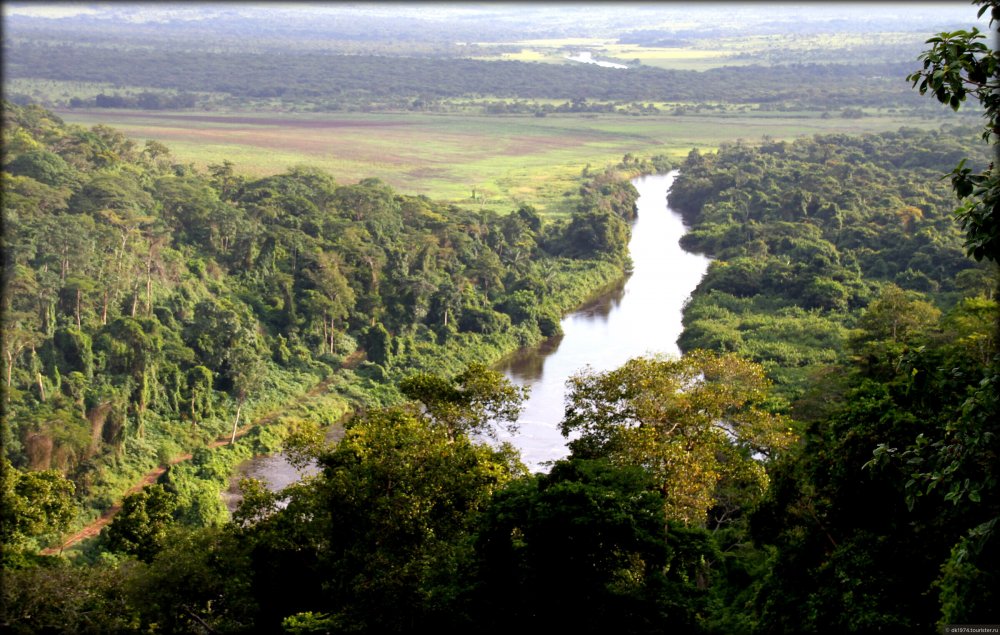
[57,108,952,216]
[488,38,746,71]
[472,31,930,71]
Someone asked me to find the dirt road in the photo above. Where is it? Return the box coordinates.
[40,369,351,556]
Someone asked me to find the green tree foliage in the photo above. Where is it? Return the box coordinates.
[739,20,1000,618]
[0,457,77,564]
[900,1,1000,623]
[312,409,524,631]
[851,282,944,378]
[2,98,638,541]
[5,149,73,187]
[7,8,1000,632]
[472,458,712,633]
[232,403,525,632]
[562,351,794,525]
[125,527,256,633]
[103,484,178,562]
[5,31,931,112]
[907,4,1000,263]
[399,362,528,441]
[855,283,941,343]
[0,561,139,634]
[669,126,994,398]
[868,3,1000,623]
[578,168,641,221]
[752,310,998,630]
[301,250,355,355]
[559,208,631,261]
[361,321,392,367]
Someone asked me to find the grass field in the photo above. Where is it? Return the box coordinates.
[470,31,929,71]
[475,37,742,71]
[57,108,956,216]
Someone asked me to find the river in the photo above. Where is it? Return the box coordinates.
[564,52,629,69]
[494,171,710,471]
[224,171,708,508]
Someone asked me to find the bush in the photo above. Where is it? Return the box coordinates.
[459,307,512,335]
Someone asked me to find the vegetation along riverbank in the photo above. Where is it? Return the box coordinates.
[2,2,998,632]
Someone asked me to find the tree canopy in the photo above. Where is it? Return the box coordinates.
[562,351,794,525]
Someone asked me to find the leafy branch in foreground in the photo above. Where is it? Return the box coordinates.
[908,10,1000,263]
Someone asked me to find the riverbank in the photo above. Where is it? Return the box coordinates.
[226,171,709,487]
[41,373,351,555]
[43,200,641,557]
[497,172,710,470]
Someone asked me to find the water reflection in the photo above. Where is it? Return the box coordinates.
[498,334,563,382]
[564,52,629,69]
[575,279,626,321]
[223,172,710,506]
[496,172,710,472]
[503,280,625,382]
[222,455,318,513]
[222,422,343,513]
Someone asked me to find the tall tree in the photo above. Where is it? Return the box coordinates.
[104,484,177,562]
[242,406,525,632]
[900,4,1000,622]
[400,362,528,442]
[0,457,77,564]
[301,250,355,355]
[472,458,715,634]
[561,351,794,525]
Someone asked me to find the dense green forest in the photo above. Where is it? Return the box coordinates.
[4,4,977,115]
[3,41,926,113]
[670,126,994,395]
[3,4,1000,634]
[667,127,999,630]
[0,98,643,554]
[3,110,997,634]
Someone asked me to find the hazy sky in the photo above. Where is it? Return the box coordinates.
[2,1,981,40]
[3,2,974,19]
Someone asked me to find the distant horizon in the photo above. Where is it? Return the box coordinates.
[3,1,974,21]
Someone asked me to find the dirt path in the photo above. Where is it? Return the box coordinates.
[41,367,353,556]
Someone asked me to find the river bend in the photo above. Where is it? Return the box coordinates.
[224,171,709,507]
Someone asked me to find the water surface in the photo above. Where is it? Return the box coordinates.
[565,52,629,69]
[224,171,709,506]
[495,172,710,471]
